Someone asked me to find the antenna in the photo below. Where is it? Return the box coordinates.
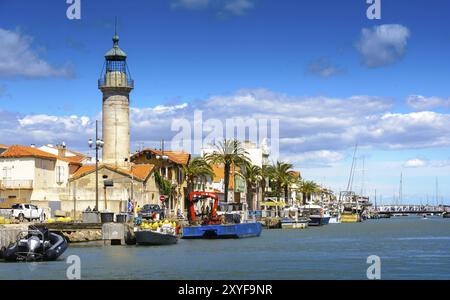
[115,16,118,35]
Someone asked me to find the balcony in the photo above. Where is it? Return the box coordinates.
[98,78,134,89]
[0,180,33,190]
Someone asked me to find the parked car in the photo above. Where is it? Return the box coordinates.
[11,204,45,222]
[138,204,162,220]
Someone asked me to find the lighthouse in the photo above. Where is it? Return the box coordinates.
[98,32,134,168]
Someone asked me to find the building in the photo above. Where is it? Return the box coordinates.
[288,170,302,205]
[39,144,92,166]
[68,164,159,215]
[67,32,159,215]
[201,140,268,208]
[99,32,134,168]
[0,145,81,209]
[131,148,190,213]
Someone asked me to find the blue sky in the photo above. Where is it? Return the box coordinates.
[1,0,450,204]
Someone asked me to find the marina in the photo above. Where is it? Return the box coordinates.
[1,0,450,283]
[1,216,449,280]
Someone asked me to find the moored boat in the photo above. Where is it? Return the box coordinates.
[329,214,341,224]
[182,222,262,239]
[0,226,68,262]
[135,230,178,246]
[280,217,309,229]
[182,191,262,239]
[300,205,330,226]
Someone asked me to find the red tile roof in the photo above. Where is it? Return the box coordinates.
[0,144,8,148]
[70,164,155,182]
[0,145,82,165]
[0,145,59,160]
[132,148,190,165]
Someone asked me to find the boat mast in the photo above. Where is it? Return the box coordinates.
[435,177,439,207]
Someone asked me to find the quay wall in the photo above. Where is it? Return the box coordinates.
[0,225,28,248]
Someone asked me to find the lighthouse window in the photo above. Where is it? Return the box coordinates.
[106,60,126,73]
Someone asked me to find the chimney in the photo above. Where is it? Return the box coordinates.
[57,142,67,158]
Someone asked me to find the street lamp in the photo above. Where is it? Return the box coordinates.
[88,120,104,211]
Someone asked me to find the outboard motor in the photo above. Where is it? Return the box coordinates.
[27,236,41,252]
[26,236,42,260]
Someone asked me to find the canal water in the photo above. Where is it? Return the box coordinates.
[1,216,449,280]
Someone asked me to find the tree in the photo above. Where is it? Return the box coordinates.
[240,162,262,211]
[270,161,295,202]
[204,139,250,203]
[300,180,320,205]
[183,157,215,197]
[259,164,272,207]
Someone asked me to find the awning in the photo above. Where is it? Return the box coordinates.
[261,201,286,207]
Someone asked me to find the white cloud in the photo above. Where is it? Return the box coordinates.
[404,158,428,168]
[171,0,255,16]
[2,89,450,168]
[284,151,345,168]
[356,24,410,68]
[171,0,210,10]
[0,28,74,79]
[223,0,255,15]
[307,58,344,78]
[406,95,450,110]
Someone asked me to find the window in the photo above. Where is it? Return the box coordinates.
[56,166,65,184]
[2,167,10,180]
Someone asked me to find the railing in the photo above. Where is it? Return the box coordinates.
[0,180,33,189]
[98,78,134,89]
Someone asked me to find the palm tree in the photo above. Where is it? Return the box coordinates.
[204,139,249,203]
[300,180,320,205]
[259,164,272,207]
[183,157,215,197]
[270,161,295,202]
[240,163,262,211]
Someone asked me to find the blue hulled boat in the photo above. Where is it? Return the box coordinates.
[182,222,262,239]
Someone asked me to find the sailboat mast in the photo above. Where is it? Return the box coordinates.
[346,144,358,192]
[435,177,439,207]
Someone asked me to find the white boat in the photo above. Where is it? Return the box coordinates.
[329,214,341,224]
[280,206,309,229]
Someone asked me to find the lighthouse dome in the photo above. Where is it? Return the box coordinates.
[105,35,127,60]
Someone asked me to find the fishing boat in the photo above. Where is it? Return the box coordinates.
[338,145,363,223]
[280,206,309,229]
[133,219,179,246]
[280,217,309,229]
[0,226,68,262]
[182,192,262,239]
[300,204,330,226]
[135,230,178,246]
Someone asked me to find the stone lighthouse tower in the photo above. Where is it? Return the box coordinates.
[99,32,134,168]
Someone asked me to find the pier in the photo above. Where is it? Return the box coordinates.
[376,205,444,215]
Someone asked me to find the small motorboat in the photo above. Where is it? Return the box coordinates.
[0,227,68,262]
